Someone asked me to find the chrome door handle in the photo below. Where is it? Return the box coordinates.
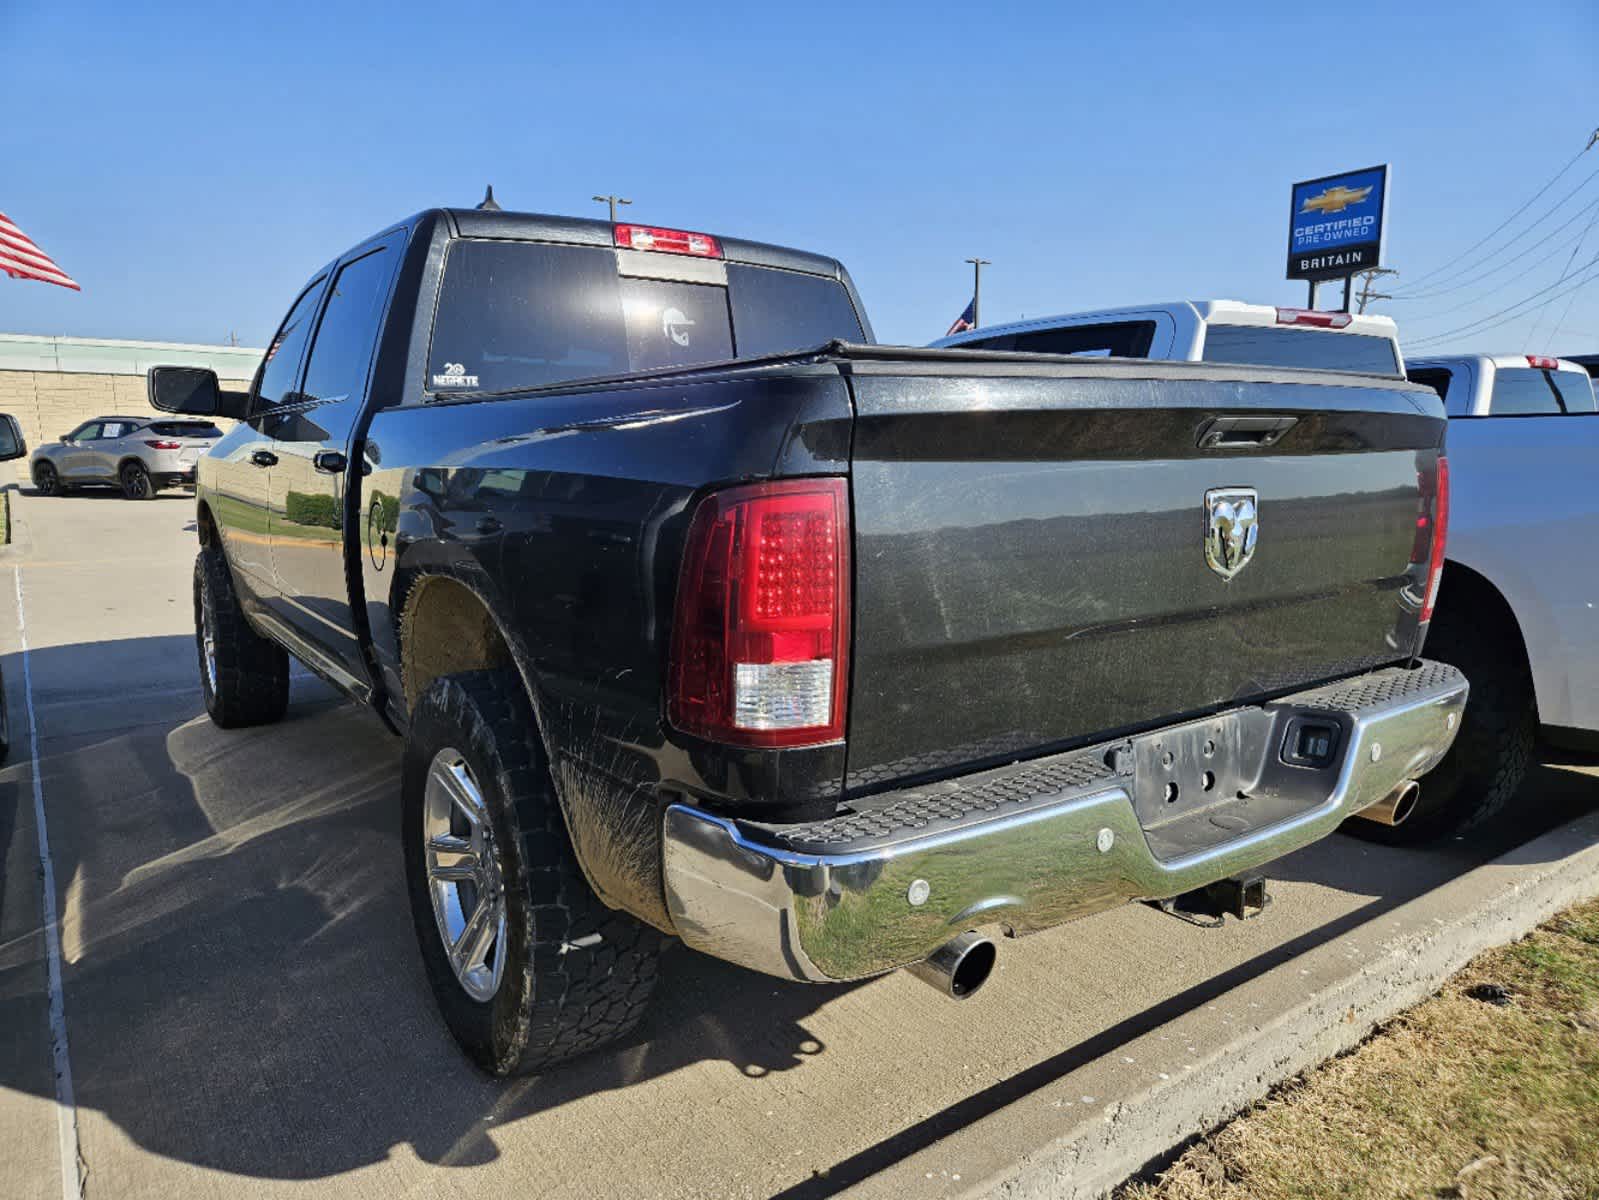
[313,450,347,474]
[250,450,278,468]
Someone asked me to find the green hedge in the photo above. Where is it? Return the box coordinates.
[284,491,341,529]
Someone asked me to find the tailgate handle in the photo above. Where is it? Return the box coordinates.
[1196,415,1298,449]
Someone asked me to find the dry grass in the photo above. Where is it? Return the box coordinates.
[1120,898,1599,1200]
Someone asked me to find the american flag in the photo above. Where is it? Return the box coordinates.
[0,211,80,291]
[945,296,976,337]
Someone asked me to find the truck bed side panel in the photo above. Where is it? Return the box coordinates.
[359,366,854,926]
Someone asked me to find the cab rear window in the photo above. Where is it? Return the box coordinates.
[1201,325,1401,375]
[1488,368,1598,415]
[428,240,862,394]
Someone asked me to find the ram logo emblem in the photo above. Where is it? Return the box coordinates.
[1204,488,1258,580]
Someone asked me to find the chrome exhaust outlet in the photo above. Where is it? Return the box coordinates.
[1353,780,1421,827]
[906,931,997,1000]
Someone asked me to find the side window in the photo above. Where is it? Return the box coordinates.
[255,275,330,413]
[101,421,134,439]
[1405,368,1452,402]
[1011,321,1157,358]
[1487,369,1563,416]
[301,245,398,408]
[70,422,101,442]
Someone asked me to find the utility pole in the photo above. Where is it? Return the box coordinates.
[965,257,991,327]
[593,194,632,223]
[1353,267,1399,314]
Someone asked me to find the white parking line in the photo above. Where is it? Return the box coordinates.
[13,567,84,1200]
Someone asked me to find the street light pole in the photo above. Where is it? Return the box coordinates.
[965,257,991,327]
[593,194,632,223]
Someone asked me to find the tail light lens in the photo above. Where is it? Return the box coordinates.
[144,440,182,450]
[668,478,849,747]
[1412,455,1449,622]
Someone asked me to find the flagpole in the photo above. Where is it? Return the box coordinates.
[965,257,990,327]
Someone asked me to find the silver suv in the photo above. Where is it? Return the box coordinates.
[30,415,223,500]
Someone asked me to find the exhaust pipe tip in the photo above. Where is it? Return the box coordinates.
[906,931,997,1000]
[1354,779,1421,827]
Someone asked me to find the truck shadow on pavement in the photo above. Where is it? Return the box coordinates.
[0,634,1596,1189]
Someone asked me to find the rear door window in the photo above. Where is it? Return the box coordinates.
[1201,325,1401,375]
[301,245,398,406]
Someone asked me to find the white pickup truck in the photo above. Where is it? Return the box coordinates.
[1397,354,1599,837]
[934,299,1405,376]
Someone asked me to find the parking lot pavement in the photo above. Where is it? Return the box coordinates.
[1,487,1596,1200]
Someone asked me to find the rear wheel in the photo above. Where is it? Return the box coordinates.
[121,461,156,500]
[1353,600,1534,844]
[194,547,290,727]
[402,668,663,1076]
[32,461,60,496]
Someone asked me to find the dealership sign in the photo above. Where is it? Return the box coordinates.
[1286,164,1388,282]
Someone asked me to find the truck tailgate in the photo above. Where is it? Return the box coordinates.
[842,352,1444,791]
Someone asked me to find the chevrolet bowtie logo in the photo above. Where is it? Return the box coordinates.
[1300,185,1374,215]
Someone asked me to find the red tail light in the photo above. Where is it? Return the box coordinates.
[143,439,182,450]
[614,223,723,258]
[668,478,849,747]
[1274,307,1352,329]
[1412,455,1449,623]
[1526,354,1559,369]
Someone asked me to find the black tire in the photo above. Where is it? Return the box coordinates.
[1352,607,1535,845]
[32,461,60,496]
[194,547,290,727]
[121,461,156,500]
[402,669,663,1076]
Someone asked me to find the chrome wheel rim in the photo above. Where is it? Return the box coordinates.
[201,593,218,697]
[423,748,508,1002]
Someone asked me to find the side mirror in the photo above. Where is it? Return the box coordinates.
[147,366,251,421]
[0,413,26,462]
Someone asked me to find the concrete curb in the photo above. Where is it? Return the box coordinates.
[846,810,1599,1200]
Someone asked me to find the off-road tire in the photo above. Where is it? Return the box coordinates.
[32,461,60,496]
[402,669,663,1076]
[121,461,156,500]
[194,547,290,727]
[1352,611,1534,845]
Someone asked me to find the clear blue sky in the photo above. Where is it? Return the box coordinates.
[3,0,1596,354]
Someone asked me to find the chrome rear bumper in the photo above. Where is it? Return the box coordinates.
[661,661,1468,983]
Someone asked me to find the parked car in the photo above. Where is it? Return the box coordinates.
[0,410,28,763]
[30,415,223,499]
[933,299,1404,376]
[148,207,1464,1076]
[1395,353,1599,838]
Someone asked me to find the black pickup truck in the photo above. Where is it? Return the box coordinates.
[150,207,1466,1076]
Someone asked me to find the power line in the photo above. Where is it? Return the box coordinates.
[1394,130,1596,293]
[1529,196,1599,351]
[1406,250,1599,349]
[1390,191,1599,303]
[1390,157,1599,297]
[1397,210,1599,324]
